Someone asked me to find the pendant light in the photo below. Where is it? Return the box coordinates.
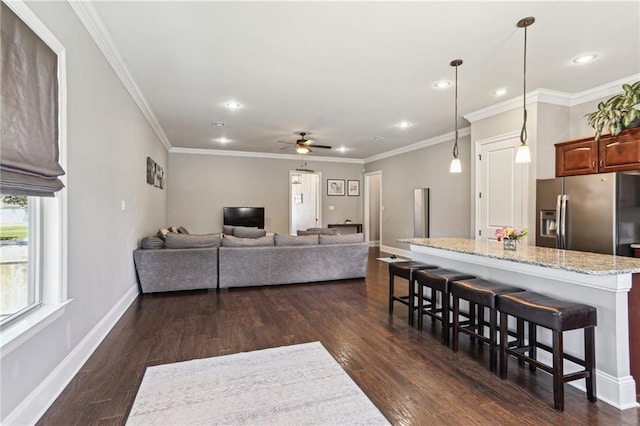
[515,17,534,164]
[449,59,463,173]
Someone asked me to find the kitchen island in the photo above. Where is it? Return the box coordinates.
[398,237,640,410]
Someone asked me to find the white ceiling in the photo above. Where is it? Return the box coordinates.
[88,1,639,159]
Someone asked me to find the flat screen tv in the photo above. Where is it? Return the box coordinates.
[223,207,265,229]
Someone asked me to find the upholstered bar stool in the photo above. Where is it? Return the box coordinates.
[415,268,475,345]
[450,278,524,373]
[497,291,597,412]
[388,261,438,326]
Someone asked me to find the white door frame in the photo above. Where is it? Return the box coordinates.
[474,131,529,240]
[364,171,382,246]
[289,170,322,235]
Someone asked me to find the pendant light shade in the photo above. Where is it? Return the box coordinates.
[449,59,463,173]
[515,17,534,164]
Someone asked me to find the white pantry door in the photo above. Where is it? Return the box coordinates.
[290,172,321,235]
[477,134,528,241]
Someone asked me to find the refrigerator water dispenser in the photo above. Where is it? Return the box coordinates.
[539,210,557,238]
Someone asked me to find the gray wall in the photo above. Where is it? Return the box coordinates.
[1,1,168,421]
[167,153,364,235]
[368,174,380,241]
[365,135,472,251]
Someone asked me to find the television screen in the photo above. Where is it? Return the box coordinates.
[223,207,265,229]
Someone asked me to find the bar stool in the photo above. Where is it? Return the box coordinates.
[388,261,438,326]
[415,268,475,345]
[450,278,524,373]
[497,291,597,411]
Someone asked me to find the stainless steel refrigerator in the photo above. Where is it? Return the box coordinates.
[536,172,640,257]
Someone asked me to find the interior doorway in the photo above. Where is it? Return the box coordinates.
[364,171,382,246]
[289,171,322,235]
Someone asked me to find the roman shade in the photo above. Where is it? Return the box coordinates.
[1,3,65,197]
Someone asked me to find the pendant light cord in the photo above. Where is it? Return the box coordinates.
[453,64,459,159]
[520,24,528,145]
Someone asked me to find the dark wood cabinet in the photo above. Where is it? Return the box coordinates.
[599,127,640,173]
[555,138,597,177]
[555,127,640,177]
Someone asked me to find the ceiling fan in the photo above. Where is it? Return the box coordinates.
[278,132,331,154]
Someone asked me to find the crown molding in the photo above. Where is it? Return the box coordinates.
[67,1,172,151]
[363,127,471,164]
[170,147,365,164]
[465,73,640,123]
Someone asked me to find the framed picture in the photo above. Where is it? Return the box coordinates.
[327,179,345,196]
[146,157,156,184]
[348,180,360,196]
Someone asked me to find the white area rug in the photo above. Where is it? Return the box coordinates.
[127,342,389,425]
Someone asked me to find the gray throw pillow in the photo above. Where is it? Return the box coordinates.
[319,233,365,244]
[275,234,319,246]
[223,225,234,235]
[232,226,267,238]
[141,236,165,249]
[165,233,222,249]
[305,228,339,235]
[221,235,274,247]
[177,226,189,234]
[156,228,171,240]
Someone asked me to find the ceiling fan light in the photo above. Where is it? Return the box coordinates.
[449,157,462,173]
[296,146,310,154]
[515,144,531,163]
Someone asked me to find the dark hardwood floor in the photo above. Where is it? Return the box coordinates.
[39,248,639,425]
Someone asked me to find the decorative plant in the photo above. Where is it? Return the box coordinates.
[586,80,640,142]
[495,226,528,242]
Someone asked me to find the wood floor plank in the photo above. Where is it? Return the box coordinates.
[37,248,639,425]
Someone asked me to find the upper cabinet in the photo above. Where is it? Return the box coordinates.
[555,127,640,177]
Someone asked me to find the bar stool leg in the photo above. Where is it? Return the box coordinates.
[585,326,597,402]
[529,321,537,372]
[517,318,525,366]
[489,306,497,373]
[499,311,508,379]
[417,282,424,330]
[553,330,565,411]
[409,279,415,327]
[452,295,460,352]
[442,291,450,345]
[388,274,394,316]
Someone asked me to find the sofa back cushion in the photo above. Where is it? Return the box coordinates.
[319,233,365,244]
[297,228,338,236]
[223,225,234,235]
[141,236,165,249]
[165,233,222,249]
[274,234,319,246]
[222,234,275,247]
[232,226,267,238]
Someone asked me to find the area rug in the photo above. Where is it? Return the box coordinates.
[126,342,389,425]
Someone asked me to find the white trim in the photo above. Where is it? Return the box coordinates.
[380,245,412,259]
[2,284,139,426]
[465,73,640,123]
[170,147,364,164]
[364,127,471,164]
[67,1,172,151]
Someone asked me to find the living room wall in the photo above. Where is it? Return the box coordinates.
[364,135,472,252]
[167,153,364,235]
[1,1,168,422]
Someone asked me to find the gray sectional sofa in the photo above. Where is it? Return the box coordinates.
[133,228,368,293]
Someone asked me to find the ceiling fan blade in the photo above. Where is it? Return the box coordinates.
[309,144,332,149]
[278,141,295,145]
[279,145,290,150]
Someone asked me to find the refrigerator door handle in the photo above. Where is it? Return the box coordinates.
[556,194,563,249]
[560,194,569,249]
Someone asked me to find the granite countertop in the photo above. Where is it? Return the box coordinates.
[398,237,640,275]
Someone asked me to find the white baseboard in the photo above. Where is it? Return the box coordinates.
[368,240,380,247]
[4,283,140,425]
[380,245,412,259]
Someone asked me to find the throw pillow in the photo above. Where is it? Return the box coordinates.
[141,236,165,249]
[165,233,222,249]
[221,234,274,247]
[303,228,339,235]
[275,234,319,246]
[223,225,234,235]
[319,233,365,244]
[156,228,171,240]
[177,226,189,234]
[232,226,267,238]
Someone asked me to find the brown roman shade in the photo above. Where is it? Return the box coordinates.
[1,3,65,197]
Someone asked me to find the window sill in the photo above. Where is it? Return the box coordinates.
[0,299,72,358]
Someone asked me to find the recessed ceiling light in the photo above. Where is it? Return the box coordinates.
[217,137,230,144]
[396,121,412,128]
[434,81,452,88]
[493,88,508,97]
[572,54,597,64]
[212,121,226,127]
[225,102,241,109]
[337,147,349,153]
[371,136,384,141]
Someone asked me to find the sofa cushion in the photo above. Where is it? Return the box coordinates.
[141,236,165,249]
[222,234,274,247]
[232,226,266,238]
[297,228,338,236]
[319,233,365,244]
[223,225,234,235]
[165,233,222,249]
[275,234,319,246]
